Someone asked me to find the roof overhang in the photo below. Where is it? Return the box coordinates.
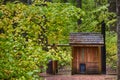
[69,32,104,46]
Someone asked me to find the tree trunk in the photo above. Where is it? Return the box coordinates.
[94,0,102,7]
[108,0,117,31]
[44,0,52,2]
[117,16,120,80]
[76,0,82,8]
[76,0,82,32]
[108,0,116,12]
[117,0,120,79]
[20,0,32,4]
[27,0,32,4]
[64,0,67,3]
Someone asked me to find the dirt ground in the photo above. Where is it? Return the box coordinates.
[40,66,117,80]
[40,73,117,80]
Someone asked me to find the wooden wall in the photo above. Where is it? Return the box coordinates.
[72,46,101,74]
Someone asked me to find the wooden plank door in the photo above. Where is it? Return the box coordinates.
[86,47,100,73]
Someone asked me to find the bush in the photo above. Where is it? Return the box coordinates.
[0,2,81,79]
[106,31,117,69]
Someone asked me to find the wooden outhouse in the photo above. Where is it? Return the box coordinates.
[69,33,104,74]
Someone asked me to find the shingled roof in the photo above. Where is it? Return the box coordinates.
[69,33,104,45]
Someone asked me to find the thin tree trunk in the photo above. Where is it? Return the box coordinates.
[94,0,101,7]
[76,0,82,32]
[44,0,52,2]
[108,0,116,31]
[117,0,120,79]
[117,16,120,80]
[108,0,116,12]
[61,0,67,3]
[76,0,82,8]
[27,0,32,4]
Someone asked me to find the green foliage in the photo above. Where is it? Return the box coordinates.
[0,0,117,78]
[47,47,72,67]
[79,4,116,32]
[44,3,84,44]
[106,31,117,69]
[0,2,82,79]
[0,36,46,79]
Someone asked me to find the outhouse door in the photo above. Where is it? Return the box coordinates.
[73,47,101,74]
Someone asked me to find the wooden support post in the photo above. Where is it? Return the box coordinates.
[98,46,102,73]
[101,21,106,74]
[52,61,54,74]
[72,47,75,75]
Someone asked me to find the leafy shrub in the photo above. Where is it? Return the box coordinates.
[0,2,82,79]
[106,31,117,69]
[47,47,72,67]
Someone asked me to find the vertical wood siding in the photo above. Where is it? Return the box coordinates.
[72,46,101,74]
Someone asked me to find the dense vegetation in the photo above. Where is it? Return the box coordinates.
[0,0,117,79]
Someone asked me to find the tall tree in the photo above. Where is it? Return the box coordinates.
[117,0,120,79]
[63,0,67,3]
[44,0,52,2]
[26,0,32,4]
[94,0,107,6]
[76,0,82,32]
[108,0,116,12]
[108,0,116,31]
[76,0,82,8]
